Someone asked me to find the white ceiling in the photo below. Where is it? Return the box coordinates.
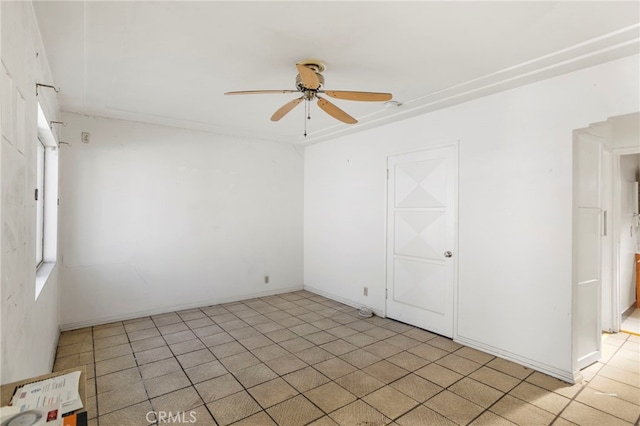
[33,1,640,145]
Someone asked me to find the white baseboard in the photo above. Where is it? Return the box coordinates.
[572,370,585,384]
[303,285,385,318]
[622,303,637,318]
[59,285,304,331]
[50,333,61,371]
[305,287,576,383]
[455,334,576,384]
[59,284,577,385]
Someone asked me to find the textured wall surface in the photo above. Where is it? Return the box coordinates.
[0,1,60,383]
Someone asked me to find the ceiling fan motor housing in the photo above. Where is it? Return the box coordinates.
[296,73,324,92]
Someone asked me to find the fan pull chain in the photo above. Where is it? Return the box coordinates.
[304,99,310,137]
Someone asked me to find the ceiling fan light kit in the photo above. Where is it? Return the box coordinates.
[225,59,393,136]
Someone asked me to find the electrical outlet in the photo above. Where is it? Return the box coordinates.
[264,275,269,284]
[81,132,90,143]
[363,287,368,296]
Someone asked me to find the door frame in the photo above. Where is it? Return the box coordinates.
[601,147,613,333]
[384,142,459,338]
[612,146,640,332]
[571,130,604,378]
[572,117,639,368]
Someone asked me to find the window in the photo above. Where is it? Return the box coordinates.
[35,103,59,299]
[35,138,45,267]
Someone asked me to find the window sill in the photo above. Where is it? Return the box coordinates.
[35,262,56,300]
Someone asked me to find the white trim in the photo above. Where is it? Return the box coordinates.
[601,146,614,333]
[571,130,604,373]
[301,27,639,146]
[35,262,56,299]
[35,103,59,300]
[59,285,304,331]
[303,285,385,318]
[35,139,45,267]
[612,148,622,332]
[453,142,460,344]
[57,27,638,147]
[306,285,576,382]
[50,330,61,373]
[37,103,58,148]
[455,335,576,384]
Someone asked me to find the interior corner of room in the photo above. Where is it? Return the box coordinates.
[1,0,639,389]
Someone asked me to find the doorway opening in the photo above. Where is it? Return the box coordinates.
[572,112,639,375]
[607,115,639,334]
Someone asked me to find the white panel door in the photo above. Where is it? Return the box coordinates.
[573,133,602,370]
[386,146,457,337]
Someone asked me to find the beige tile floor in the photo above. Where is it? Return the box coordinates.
[53,290,640,425]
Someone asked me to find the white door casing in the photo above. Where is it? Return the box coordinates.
[573,132,602,371]
[386,145,457,338]
[601,148,613,332]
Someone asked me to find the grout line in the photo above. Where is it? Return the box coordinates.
[130,318,158,424]
[168,298,299,424]
[90,326,99,426]
[162,308,230,425]
[551,332,636,425]
[468,369,535,425]
[211,295,336,424]
[62,294,640,426]
[191,306,269,425]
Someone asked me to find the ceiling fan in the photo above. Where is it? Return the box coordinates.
[225,59,393,131]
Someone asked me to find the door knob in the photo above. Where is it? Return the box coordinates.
[444,251,453,258]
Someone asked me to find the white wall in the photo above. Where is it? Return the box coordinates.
[58,114,303,329]
[611,113,640,150]
[0,2,60,383]
[304,55,639,381]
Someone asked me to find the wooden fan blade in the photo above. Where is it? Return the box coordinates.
[323,90,392,102]
[225,90,298,95]
[317,97,357,124]
[271,97,304,121]
[296,64,320,90]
